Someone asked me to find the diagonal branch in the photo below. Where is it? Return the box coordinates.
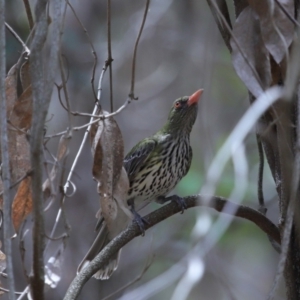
[206,0,232,52]
[64,194,280,300]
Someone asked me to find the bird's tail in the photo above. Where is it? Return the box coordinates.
[77,223,120,280]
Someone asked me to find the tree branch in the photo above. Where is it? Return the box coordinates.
[0,0,16,299]
[64,195,280,300]
[29,0,62,298]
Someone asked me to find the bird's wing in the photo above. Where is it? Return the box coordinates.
[124,138,157,178]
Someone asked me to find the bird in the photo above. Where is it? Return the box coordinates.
[78,89,203,279]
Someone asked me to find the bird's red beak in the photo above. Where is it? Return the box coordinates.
[187,89,204,106]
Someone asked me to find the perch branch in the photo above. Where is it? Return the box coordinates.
[64,195,280,300]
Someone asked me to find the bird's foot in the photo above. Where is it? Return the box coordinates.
[130,207,149,236]
[156,195,187,214]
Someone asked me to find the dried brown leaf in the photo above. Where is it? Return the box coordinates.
[91,111,126,226]
[12,176,32,232]
[9,85,33,131]
[248,0,294,63]
[231,6,271,97]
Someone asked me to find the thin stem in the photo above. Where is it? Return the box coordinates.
[0,1,16,299]
[67,0,98,102]
[129,0,150,100]
[107,0,113,111]
[256,134,266,214]
[22,0,34,30]
[5,22,30,55]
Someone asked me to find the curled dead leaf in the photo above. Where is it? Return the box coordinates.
[91,110,132,234]
[9,85,33,131]
[12,177,32,232]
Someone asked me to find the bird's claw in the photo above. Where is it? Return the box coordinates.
[131,207,149,236]
[156,195,187,214]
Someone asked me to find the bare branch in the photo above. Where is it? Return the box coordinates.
[0,1,16,299]
[64,195,280,300]
[29,0,62,297]
[129,0,150,100]
[256,134,266,214]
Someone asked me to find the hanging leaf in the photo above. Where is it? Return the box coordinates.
[231,6,271,97]
[91,110,131,231]
[12,177,32,232]
[9,85,33,131]
[248,0,294,63]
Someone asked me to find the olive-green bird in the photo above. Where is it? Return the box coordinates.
[78,89,203,279]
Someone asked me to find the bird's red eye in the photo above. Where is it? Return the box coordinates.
[174,101,181,109]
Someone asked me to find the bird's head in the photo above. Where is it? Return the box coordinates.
[164,89,203,134]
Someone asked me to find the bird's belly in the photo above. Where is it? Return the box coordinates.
[128,159,187,203]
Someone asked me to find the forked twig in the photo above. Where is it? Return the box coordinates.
[5,22,30,55]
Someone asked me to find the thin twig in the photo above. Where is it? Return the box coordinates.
[129,0,150,100]
[59,53,73,135]
[107,0,113,111]
[58,1,72,135]
[0,1,16,298]
[274,0,300,27]
[67,0,98,102]
[206,0,232,52]
[64,195,280,300]
[46,62,108,247]
[256,134,266,214]
[5,22,30,55]
[0,287,22,295]
[22,0,34,30]
[44,99,131,139]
